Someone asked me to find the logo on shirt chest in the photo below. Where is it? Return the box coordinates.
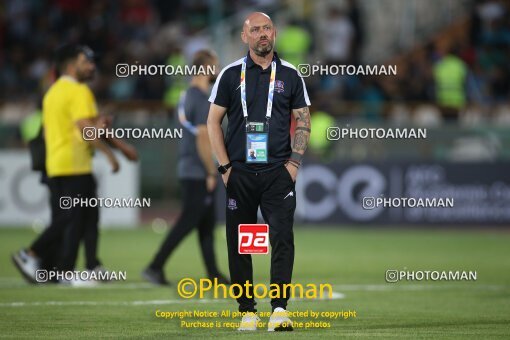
[228,198,238,210]
[274,80,285,94]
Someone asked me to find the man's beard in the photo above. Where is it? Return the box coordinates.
[254,41,273,57]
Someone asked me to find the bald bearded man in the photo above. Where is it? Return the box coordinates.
[208,12,311,331]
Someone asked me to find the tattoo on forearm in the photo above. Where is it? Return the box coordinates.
[295,107,311,128]
[294,131,307,151]
[292,107,311,153]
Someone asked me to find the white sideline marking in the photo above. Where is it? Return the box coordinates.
[0,291,344,308]
[2,282,508,308]
[0,299,209,307]
[0,280,155,289]
[1,278,506,291]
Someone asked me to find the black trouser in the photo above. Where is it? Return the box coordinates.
[31,173,65,270]
[225,164,296,312]
[30,174,100,271]
[149,179,221,277]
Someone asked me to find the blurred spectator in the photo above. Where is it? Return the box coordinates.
[277,19,311,66]
[163,48,187,109]
[466,63,491,106]
[318,6,355,65]
[0,0,508,126]
[471,0,507,46]
[359,77,385,121]
[402,46,433,102]
[118,0,157,41]
[433,46,468,120]
[346,0,364,62]
[308,109,335,160]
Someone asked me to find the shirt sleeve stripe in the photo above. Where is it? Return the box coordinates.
[280,59,311,106]
[208,57,244,104]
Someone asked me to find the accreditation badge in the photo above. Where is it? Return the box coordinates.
[245,121,268,163]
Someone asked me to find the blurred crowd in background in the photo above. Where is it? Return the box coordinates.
[1,0,510,205]
[0,0,509,125]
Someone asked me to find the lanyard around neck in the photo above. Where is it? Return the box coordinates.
[240,56,277,120]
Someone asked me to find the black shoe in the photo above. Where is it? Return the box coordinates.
[142,267,170,286]
[209,273,231,285]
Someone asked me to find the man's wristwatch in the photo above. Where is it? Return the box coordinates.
[217,162,232,174]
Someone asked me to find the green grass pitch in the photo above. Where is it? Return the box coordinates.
[1,226,509,339]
